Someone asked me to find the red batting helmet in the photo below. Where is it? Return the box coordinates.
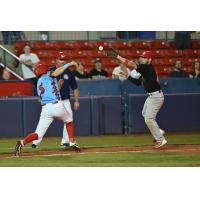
[56,51,67,60]
[34,63,49,77]
[139,51,153,59]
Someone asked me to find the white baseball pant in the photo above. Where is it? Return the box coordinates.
[142,91,165,142]
[33,99,73,146]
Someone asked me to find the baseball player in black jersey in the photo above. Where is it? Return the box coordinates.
[109,50,167,148]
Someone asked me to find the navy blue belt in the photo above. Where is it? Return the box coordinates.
[42,101,59,106]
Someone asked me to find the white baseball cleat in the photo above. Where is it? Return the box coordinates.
[159,129,165,135]
[153,129,166,143]
[154,139,167,149]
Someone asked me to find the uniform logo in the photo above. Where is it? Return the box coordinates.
[63,74,69,80]
[39,83,45,99]
[39,83,45,94]
[51,80,61,100]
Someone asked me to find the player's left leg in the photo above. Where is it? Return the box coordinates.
[15,105,54,156]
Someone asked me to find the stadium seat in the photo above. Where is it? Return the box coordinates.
[151,40,171,49]
[40,58,54,67]
[29,41,54,50]
[70,50,87,58]
[192,41,200,49]
[96,41,110,49]
[53,41,74,50]
[131,41,152,49]
[111,41,132,49]
[101,58,119,67]
[184,49,200,58]
[71,41,93,50]
[153,50,167,58]
[33,50,49,59]
[166,50,184,58]
[86,50,106,58]
[14,41,26,50]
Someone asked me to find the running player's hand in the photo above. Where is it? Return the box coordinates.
[74,101,80,111]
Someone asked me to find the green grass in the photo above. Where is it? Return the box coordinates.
[0,132,200,167]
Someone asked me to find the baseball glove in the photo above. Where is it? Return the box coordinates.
[106,48,119,58]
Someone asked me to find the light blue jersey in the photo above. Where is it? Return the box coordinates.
[37,74,61,105]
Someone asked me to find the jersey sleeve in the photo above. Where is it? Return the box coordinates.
[128,76,142,86]
[136,64,145,74]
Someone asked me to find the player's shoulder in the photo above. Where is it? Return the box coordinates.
[64,69,75,77]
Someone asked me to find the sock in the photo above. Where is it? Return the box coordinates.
[23,133,39,146]
[66,122,74,143]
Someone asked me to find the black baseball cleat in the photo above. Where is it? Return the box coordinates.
[70,142,81,152]
[60,143,70,149]
[32,144,38,149]
[15,140,23,156]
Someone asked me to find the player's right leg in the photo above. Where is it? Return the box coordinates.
[15,107,54,156]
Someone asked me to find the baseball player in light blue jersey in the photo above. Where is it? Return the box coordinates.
[15,61,79,156]
[32,51,80,151]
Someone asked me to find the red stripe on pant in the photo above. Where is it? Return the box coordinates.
[66,122,74,143]
[23,133,38,145]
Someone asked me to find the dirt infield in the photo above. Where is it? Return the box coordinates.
[1,144,200,158]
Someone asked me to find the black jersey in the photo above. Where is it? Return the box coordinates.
[136,64,161,93]
[73,70,90,79]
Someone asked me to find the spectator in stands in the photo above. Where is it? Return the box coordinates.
[169,60,188,77]
[0,68,11,80]
[73,62,90,79]
[89,58,108,79]
[112,61,130,81]
[174,31,193,50]
[189,61,200,78]
[40,31,49,40]
[18,45,40,79]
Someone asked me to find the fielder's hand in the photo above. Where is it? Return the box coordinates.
[74,101,80,111]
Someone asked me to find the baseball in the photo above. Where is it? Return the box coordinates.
[98,45,103,51]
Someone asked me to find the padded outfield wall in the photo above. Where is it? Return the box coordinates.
[0,78,200,137]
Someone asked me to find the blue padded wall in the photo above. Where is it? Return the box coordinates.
[127,93,200,133]
[0,98,24,137]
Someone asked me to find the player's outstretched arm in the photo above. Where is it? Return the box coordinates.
[116,55,137,70]
[51,61,77,77]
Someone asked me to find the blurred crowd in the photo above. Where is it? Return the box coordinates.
[0,41,200,81]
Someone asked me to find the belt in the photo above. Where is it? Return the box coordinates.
[42,101,59,106]
[148,90,162,96]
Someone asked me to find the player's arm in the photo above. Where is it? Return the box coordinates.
[116,55,138,70]
[73,88,80,110]
[128,76,142,86]
[107,49,137,70]
[51,61,77,77]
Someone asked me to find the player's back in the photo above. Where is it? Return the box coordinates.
[37,74,61,105]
